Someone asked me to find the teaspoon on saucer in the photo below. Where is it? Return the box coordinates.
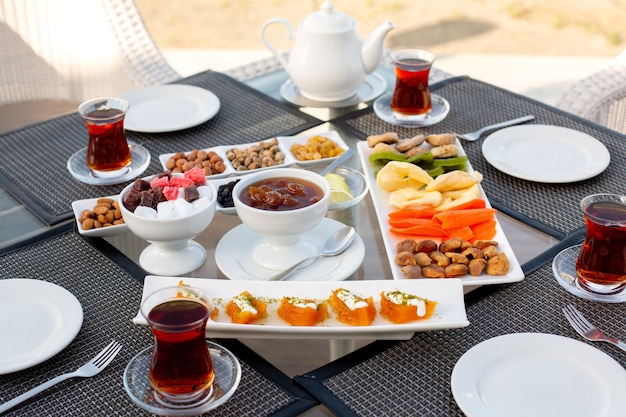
[265,226,355,281]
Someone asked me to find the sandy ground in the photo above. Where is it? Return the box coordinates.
[136,0,626,57]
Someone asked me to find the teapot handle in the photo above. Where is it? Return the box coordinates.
[260,17,293,71]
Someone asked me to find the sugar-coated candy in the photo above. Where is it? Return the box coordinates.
[163,186,179,201]
[170,176,194,188]
[184,167,206,185]
[192,196,210,211]
[150,176,170,189]
[184,184,199,202]
[139,190,153,207]
[174,198,194,216]
[132,178,151,191]
[156,200,177,219]
[134,206,157,218]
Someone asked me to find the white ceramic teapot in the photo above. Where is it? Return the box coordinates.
[261,1,395,102]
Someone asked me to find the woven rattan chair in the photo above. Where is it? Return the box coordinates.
[0,0,180,110]
[556,50,626,134]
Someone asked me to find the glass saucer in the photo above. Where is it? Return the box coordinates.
[124,341,241,416]
[373,93,450,127]
[280,72,387,108]
[67,143,151,185]
[552,244,626,303]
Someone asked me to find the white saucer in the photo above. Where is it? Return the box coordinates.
[451,333,626,417]
[215,218,365,281]
[373,93,450,127]
[67,143,151,185]
[280,72,387,108]
[482,125,610,183]
[121,85,220,132]
[124,341,241,416]
[552,244,626,303]
[0,279,83,374]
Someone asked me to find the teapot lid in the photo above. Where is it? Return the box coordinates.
[300,1,354,33]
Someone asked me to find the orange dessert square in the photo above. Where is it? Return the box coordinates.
[380,290,437,324]
[277,297,328,326]
[225,291,267,324]
[329,288,376,326]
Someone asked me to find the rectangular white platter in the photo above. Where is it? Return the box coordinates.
[158,130,350,178]
[133,275,469,340]
[357,140,525,286]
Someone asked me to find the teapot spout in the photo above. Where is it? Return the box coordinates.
[361,20,396,74]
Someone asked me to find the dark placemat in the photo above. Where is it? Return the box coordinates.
[0,225,317,417]
[0,71,321,226]
[333,76,626,238]
[295,234,626,416]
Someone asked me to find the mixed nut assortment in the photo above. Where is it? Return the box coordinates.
[226,138,284,171]
[395,237,510,279]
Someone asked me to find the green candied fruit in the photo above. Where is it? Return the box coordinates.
[369,151,407,164]
[425,166,445,177]
[431,155,468,168]
[405,151,434,165]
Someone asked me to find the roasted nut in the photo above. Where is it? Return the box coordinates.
[416,240,438,253]
[414,252,432,267]
[473,240,499,249]
[395,251,416,266]
[401,265,423,279]
[439,238,463,252]
[429,251,451,267]
[486,253,510,275]
[167,149,226,175]
[468,258,488,276]
[446,252,469,265]
[421,264,446,278]
[482,245,500,259]
[396,239,417,253]
[462,247,484,260]
[445,263,469,277]
[82,218,95,230]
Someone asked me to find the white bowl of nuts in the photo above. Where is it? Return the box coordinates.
[119,169,217,276]
[72,195,128,237]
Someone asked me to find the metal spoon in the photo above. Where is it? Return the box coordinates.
[319,148,355,176]
[266,226,356,281]
[456,115,535,141]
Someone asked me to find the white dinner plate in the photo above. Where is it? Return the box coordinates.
[215,218,365,281]
[0,279,83,374]
[134,275,469,339]
[482,125,610,183]
[357,141,525,286]
[121,85,220,132]
[451,333,626,417]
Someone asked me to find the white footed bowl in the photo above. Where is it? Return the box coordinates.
[233,168,330,269]
[119,175,217,276]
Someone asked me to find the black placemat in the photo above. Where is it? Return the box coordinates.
[0,71,321,226]
[333,76,626,238]
[295,233,626,416]
[0,225,317,417]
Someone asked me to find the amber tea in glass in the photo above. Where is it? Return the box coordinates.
[141,286,214,404]
[79,97,132,178]
[576,194,626,294]
[390,49,435,116]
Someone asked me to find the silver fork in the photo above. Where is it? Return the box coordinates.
[456,115,535,141]
[562,304,626,353]
[0,340,122,414]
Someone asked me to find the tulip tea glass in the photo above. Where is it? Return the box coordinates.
[390,49,435,116]
[79,97,132,178]
[576,193,626,295]
[141,286,215,406]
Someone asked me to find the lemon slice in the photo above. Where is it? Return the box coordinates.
[324,173,354,203]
